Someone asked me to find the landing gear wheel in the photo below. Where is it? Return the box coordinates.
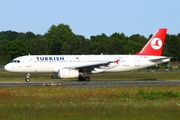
[25,78,30,82]
[84,76,90,81]
[78,75,84,81]
[26,73,30,82]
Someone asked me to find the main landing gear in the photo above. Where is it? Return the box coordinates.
[78,75,90,81]
[78,71,90,81]
[25,73,30,82]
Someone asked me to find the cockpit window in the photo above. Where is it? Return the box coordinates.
[11,60,20,63]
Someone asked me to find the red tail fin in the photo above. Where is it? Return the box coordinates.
[136,28,167,56]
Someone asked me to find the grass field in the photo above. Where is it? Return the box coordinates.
[0,86,180,120]
[0,71,180,120]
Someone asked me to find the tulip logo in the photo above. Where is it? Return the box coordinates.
[151,38,162,50]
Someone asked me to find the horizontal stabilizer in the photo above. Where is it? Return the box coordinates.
[149,57,171,63]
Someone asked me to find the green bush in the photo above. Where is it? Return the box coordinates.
[120,92,130,98]
[137,89,180,99]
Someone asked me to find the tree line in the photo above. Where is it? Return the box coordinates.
[0,23,180,65]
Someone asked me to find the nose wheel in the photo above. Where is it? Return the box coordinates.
[26,73,30,82]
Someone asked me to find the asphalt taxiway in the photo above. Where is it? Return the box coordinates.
[0,80,180,87]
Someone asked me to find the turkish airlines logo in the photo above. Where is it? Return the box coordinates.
[151,38,162,50]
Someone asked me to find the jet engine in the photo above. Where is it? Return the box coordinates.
[50,68,79,79]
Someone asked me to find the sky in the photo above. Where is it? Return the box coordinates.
[1,0,180,38]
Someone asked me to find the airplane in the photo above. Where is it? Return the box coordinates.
[4,28,171,82]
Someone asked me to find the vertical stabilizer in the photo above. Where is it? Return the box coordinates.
[136,28,167,56]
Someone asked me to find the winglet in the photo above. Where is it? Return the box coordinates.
[136,28,167,56]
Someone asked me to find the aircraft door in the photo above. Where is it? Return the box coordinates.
[135,57,140,67]
[26,57,31,67]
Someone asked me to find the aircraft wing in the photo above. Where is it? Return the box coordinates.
[53,62,111,73]
[74,62,110,69]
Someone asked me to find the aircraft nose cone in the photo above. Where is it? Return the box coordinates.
[4,64,8,71]
[4,64,11,71]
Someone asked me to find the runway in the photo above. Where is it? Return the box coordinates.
[0,80,180,87]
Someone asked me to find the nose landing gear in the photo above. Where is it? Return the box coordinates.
[25,73,30,82]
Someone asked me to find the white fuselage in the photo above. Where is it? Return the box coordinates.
[4,55,170,74]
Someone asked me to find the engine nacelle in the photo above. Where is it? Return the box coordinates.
[51,68,79,79]
[58,68,79,78]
